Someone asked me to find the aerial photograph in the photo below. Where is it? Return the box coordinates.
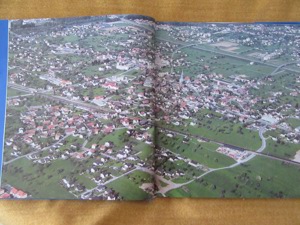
[154,22,300,198]
[0,15,300,200]
[1,15,157,200]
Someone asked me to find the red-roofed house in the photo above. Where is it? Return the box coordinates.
[15,190,28,198]
[102,82,118,90]
[10,187,18,195]
[103,126,114,134]
[0,193,10,199]
[94,96,105,100]
[65,128,76,135]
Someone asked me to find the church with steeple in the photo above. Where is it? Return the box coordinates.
[179,70,184,84]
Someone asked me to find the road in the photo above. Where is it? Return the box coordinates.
[80,167,140,197]
[157,127,268,195]
[157,36,300,75]
[8,83,113,113]
[82,145,118,161]
[123,19,300,75]
[157,125,300,194]
[38,93,113,112]
[159,147,210,171]
[7,93,33,99]
[156,124,261,151]
[269,61,300,76]
[7,83,36,93]
[157,125,300,166]
[66,66,138,90]
[3,134,70,165]
[257,127,267,153]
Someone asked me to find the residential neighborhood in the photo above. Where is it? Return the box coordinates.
[2,15,156,200]
[154,22,300,198]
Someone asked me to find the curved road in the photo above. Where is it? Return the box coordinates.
[157,127,267,195]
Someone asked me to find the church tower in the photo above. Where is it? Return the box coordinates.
[179,70,184,84]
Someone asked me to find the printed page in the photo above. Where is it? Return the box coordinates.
[0,15,157,200]
[154,22,300,198]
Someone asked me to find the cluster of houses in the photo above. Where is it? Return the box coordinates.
[0,185,28,199]
[3,17,161,200]
[216,147,252,162]
[152,22,300,181]
[157,23,300,58]
[6,16,300,199]
[154,66,300,145]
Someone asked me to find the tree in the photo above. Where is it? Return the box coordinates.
[88,88,94,99]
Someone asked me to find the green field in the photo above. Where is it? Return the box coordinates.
[250,72,299,99]
[86,128,128,149]
[4,106,24,138]
[286,118,300,129]
[157,109,261,151]
[2,158,78,199]
[59,135,85,152]
[264,139,300,160]
[75,174,97,189]
[166,156,300,198]
[106,170,152,200]
[156,131,236,168]
[156,159,204,182]
[172,47,274,79]
[82,87,107,97]
[6,88,27,97]
[63,35,80,43]
[26,96,49,106]
[135,142,154,160]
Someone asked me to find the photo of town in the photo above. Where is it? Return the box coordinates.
[0,15,300,199]
[1,15,157,200]
[154,22,300,198]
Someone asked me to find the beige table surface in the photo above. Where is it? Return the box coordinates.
[0,1,300,224]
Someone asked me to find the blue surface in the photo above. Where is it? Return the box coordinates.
[0,20,9,182]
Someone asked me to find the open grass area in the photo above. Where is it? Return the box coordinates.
[86,128,128,149]
[166,156,300,198]
[286,118,300,129]
[264,139,300,160]
[59,135,85,152]
[4,106,24,139]
[128,170,153,183]
[82,87,107,97]
[158,109,261,151]
[6,88,27,97]
[106,171,152,200]
[167,181,220,198]
[135,142,154,160]
[250,72,299,99]
[156,131,235,168]
[26,96,49,106]
[63,35,80,43]
[74,174,97,189]
[173,47,274,79]
[2,158,77,199]
[156,159,204,182]
[156,30,177,42]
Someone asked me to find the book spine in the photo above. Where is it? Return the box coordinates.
[0,20,9,185]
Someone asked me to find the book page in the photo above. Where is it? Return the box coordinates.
[154,22,300,198]
[0,15,157,200]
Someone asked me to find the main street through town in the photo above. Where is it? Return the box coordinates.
[8,83,114,113]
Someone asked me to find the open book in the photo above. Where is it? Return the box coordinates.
[0,15,299,200]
